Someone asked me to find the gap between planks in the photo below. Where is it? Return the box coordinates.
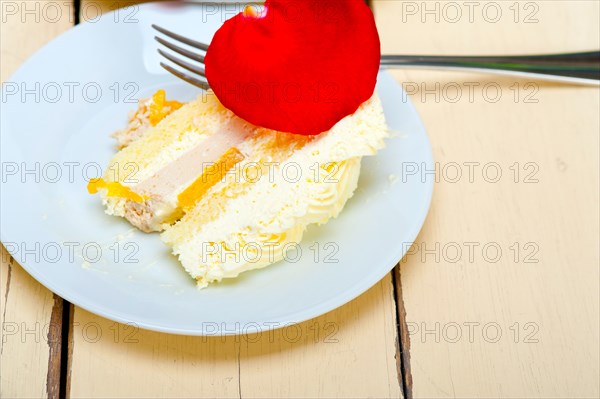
[392,265,414,399]
[50,2,79,398]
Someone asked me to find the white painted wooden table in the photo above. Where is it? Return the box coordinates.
[1,1,598,397]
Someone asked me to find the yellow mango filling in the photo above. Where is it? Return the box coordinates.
[149,89,183,126]
[178,147,245,210]
[87,179,146,203]
[87,148,245,210]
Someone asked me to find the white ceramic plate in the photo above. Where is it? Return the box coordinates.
[0,2,433,335]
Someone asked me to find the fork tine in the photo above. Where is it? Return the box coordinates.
[152,24,209,51]
[160,62,210,91]
[155,36,205,64]
[158,49,206,77]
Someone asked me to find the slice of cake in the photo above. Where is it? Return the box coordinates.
[161,95,388,287]
[89,90,388,287]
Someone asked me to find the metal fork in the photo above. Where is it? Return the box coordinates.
[152,24,600,89]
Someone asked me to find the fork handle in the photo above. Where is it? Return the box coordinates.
[380,51,600,85]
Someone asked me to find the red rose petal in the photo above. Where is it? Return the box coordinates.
[205,0,381,135]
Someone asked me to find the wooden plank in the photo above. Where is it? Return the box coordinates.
[0,1,75,81]
[78,0,153,23]
[374,1,600,398]
[69,276,401,398]
[69,306,240,398]
[0,246,60,398]
[68,1,403,397]
[237,275,400,399]
[0,1,74,397]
